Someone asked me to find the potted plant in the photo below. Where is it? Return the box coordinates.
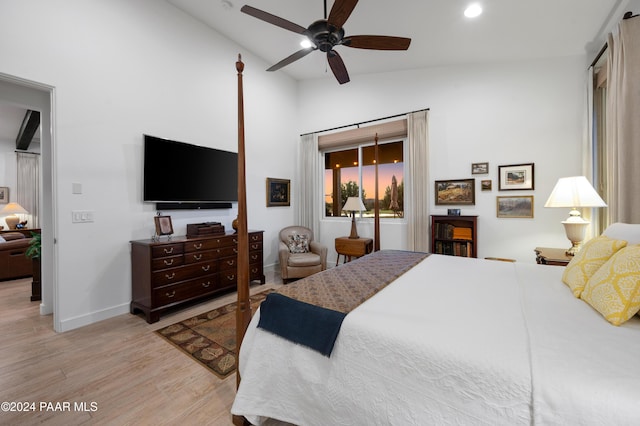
[25,231,41,301]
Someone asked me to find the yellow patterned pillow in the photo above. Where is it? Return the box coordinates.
[562,236,627,297]
[580,245,640,325]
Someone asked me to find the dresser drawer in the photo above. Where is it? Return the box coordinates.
[215,245,238,258]
[184,249,218,264]
[184,235,236,252]
[151,243,184,258]
[250,264,263,281]
[153,274,218,306]
[218,255,237,272]
[249,242,262,251]
[249,232,263,243]
[151,255,183,271]
[151,261,216,287]
[249,251,262,265]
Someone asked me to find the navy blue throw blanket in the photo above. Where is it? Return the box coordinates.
[257,293,347,357]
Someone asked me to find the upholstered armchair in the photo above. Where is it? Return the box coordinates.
[279,226,327,283]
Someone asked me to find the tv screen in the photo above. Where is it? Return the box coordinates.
[143,135,238,203]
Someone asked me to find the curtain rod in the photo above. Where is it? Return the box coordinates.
[590,10,637,68]
[300,108,430,137]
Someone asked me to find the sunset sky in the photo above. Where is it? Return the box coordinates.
[324,162,404,203]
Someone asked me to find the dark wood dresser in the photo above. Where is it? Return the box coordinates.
[130,230,265,323]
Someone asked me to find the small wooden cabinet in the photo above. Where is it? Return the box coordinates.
[431,215,478,258]
[335,236,373,265]
[130,230,265,323]
[534,247,571,266]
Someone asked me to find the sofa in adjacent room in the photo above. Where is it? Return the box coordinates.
[0,232,33,281]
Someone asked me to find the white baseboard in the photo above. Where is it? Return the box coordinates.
[58,302,131,332]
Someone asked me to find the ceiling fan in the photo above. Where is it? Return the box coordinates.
[240,0,411,84]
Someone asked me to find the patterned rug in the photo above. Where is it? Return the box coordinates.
[156,290,272,379]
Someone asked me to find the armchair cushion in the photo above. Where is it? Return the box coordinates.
[288,252,322,267]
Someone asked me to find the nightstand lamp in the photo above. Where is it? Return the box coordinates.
[1,202,29,230]
[544,176,606,256]
[342,196,366,239]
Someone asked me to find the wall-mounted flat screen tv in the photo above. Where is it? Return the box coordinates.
[143,134,238,203]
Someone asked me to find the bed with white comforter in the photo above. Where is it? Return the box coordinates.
[232,251,640,425]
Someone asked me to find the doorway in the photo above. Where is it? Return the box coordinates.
[0,73,58,330]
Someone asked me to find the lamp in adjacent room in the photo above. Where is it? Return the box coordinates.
[342,196,366,239]
[0,202,29,230]
[544,176,607,256]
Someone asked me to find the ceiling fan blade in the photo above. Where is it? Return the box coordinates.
[327,0,359,29]
[241,5,307,35]
[343,35,411,50]
[327,50,350,84]
[267,48,315,72]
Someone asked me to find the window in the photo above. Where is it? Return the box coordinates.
[323,140,404,219]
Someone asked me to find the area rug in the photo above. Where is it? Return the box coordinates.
[156,290,272,379]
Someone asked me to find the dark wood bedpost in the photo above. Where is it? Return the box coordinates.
[374,133,380,251]
[235,54,251,389]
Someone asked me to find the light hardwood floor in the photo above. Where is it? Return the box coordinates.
[0,274,280,425]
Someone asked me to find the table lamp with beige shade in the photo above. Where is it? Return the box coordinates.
[342,196,366,239]
[544,176,607,256]
[1,202,29,230]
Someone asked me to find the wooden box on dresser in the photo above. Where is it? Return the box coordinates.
[130,230,265,323]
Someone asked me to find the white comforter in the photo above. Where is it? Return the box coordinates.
[231,254,640,425]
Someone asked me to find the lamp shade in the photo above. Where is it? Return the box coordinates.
[544,176,606,208]
[0,202,28,215]
[342,196,366,212]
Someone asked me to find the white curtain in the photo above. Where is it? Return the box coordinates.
[406,110,429,252]
[16,152,40,229]
[605,17,640,223]
[581,67,598,237]
[296,133,320,238]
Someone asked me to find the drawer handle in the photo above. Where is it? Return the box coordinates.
[202,265,211,272]
[163,247,174,254]
[226,274,236,281]
[251,244,259,250]
[226,260,235,266]
[166,291,176,298]
[163,259,174,266]
[202,281,211,288]
[251,235,259,241]
[193,254,202,261]
[165,272,175,280]
[251,254,258,260]
[251,267,258,273]
[232,238,238,244]
[233,248,238,254]
[193,243,203,250]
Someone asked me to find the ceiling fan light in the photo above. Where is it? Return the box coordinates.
[300,38,314,49]
[464,3,483,18]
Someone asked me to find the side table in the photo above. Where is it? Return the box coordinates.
[534,247,572,266]
[335,236,373,266]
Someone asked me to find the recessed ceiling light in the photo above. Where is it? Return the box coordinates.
[464,3,482,18]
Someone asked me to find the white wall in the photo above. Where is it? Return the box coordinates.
[0,0,298,331]
[298,56,586,263]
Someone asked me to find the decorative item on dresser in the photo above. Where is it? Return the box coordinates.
[431,215,478,257]
[130,230,265,323]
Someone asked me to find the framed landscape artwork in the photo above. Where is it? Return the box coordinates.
[472,162,489,174]
[435,179,475,205]
[497,195,534,218]
[498,163,534,190]
[266,177,290,207]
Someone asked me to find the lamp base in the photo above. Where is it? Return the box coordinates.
[4,214,19,230]
[348,214,359,239]
[562,217,589,256]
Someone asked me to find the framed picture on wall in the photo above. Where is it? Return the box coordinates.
[266,178,290,207]
[472,162,489,174]
[435,179,475,205]
[0,187,8,204]
[497,196,534,218]
[498,163,535,190]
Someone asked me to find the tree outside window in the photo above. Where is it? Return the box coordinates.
[324,140,404,218]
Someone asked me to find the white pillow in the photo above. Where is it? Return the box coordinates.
[603,223,640,245]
